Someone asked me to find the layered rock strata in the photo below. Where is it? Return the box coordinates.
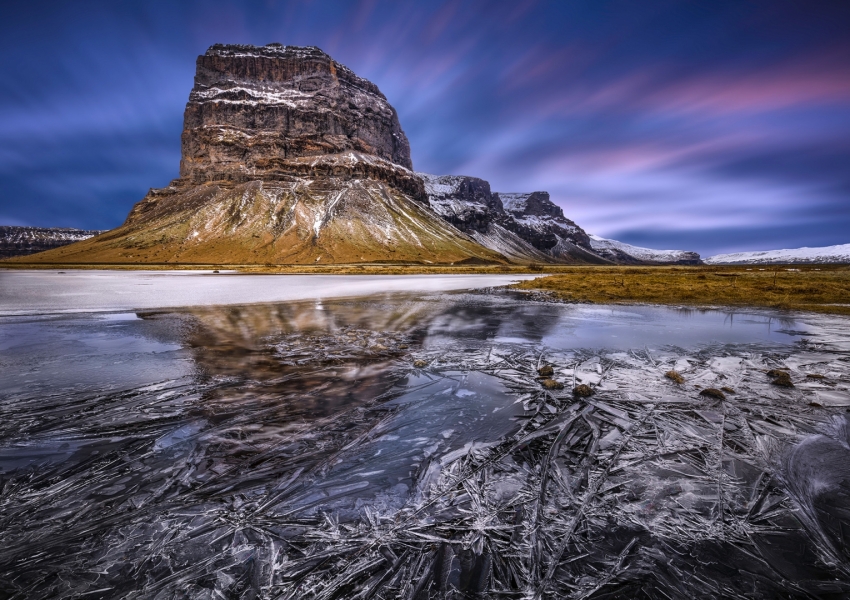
[182,44,413,183]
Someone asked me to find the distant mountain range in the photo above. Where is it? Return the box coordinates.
[0,226,105,259]
[1,44,702,266]
[705,243,850,265]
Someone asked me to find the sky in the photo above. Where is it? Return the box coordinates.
[1,0,849,256]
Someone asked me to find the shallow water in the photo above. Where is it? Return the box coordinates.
[1,290,849,598]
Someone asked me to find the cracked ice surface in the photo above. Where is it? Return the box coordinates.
[1,290,850,598]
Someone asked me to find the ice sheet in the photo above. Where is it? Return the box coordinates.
[0,271,538,315]
[1,291,849,598]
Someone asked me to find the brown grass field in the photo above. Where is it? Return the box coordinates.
[513,264,850,315]
[2,261,848,315]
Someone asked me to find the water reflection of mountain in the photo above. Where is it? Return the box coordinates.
[3,293,850,598]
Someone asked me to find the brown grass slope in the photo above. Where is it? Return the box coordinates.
[8,177,508,266]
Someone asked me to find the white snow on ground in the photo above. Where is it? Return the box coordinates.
[706,243,850,265]
[0,271,540,316]
[589,234,697,262]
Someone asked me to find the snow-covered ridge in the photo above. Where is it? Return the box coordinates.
[417,173,700,265]
[589,235,701,264]
[418,174,469,199]
[192,86,313,108]
[0,226,106,259]
[1,226,104,243]
[512,214,579,234]
[498,193,532,214]
[416,173,490,221]
[206,44,327,59]
[706,243,850,265]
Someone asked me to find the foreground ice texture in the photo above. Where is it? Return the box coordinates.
[1,291,850,598]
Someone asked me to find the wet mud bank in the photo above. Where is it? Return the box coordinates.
[1,290,850,598]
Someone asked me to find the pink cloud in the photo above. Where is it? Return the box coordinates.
[648,60,850,116]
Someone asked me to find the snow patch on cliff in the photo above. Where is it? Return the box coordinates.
[499,193,531,215]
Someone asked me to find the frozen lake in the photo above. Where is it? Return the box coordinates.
[1,283,850,598]
[0,270,539,315]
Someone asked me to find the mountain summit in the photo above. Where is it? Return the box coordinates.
[181,44,413,181]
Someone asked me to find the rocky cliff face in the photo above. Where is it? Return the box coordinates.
[419,174,497,234]
[418,174,701,265]
[418,174,610,264]
[418,174,553,264]
[181,44,413,184]
[493,191,602,262]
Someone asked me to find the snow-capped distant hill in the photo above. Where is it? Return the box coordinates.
[418,172,703,265]
[706,243,850,265]
[589,235,701,265]
[418,173,601,264]
[0,226,105,259]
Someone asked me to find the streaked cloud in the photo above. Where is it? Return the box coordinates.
[1,0,848,254]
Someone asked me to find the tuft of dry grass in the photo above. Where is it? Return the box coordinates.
[700,388,727,400]
[513,265,850,315]
[665,370,685,384]
[573,384,594,397]
[768,370,794,387]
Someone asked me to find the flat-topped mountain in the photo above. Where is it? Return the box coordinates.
[13,44,500,265]
[181,44,413,183]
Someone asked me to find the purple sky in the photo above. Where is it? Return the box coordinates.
[2,0,849,256]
